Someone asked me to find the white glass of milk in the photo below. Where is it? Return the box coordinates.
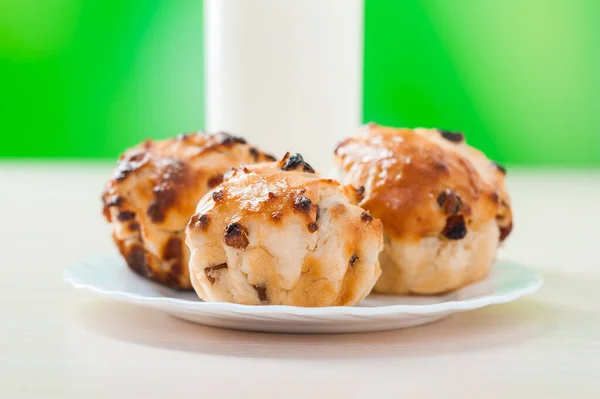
[204,0,363,172]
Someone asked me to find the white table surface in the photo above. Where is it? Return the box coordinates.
[1,163,599,398]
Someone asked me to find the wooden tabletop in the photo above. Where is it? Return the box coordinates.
[2,163,599,398]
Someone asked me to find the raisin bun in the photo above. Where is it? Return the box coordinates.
[185,153,384,306]
[333,124,513,295]
[102,132,275,289]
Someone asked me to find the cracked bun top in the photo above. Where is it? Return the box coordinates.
[333,124,513,242]
[186,153,384,306]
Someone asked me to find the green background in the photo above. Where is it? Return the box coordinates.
[1,0,599,165]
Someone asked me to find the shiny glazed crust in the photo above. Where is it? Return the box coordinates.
[333,124,513,294]
[186,153,384,306]
[102,132,275,289]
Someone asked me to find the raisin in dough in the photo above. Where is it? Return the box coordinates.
[333,124,513,294]
[102,132,275,289]
[186,153,384,306]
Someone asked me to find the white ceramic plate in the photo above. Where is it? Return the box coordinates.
[64,254,542,333]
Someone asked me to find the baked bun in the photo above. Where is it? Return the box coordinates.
[333,124,513,294]
[102,132,275,289]
[186,153,384,306]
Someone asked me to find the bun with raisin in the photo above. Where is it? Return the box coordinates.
[102,132,275,289]
[333,124,512,294]
[186,153,383,306]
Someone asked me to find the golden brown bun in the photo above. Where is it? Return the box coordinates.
[333,124,513,294]
[186,153,384,306]
[102,132,275,289]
